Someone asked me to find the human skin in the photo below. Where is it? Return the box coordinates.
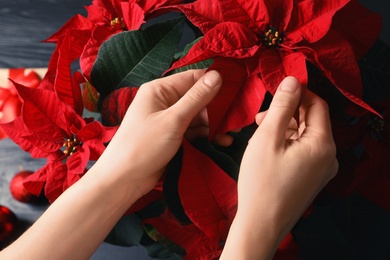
[0,72,337,260]
[220,77,338,259]
[0,69,222,259]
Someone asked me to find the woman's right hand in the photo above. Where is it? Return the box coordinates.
[221,76,338,259]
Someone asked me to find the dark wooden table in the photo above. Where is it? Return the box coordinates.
[0,0,389,259]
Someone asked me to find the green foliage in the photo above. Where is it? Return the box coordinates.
[91,17,185,101]
[170,37,213,74]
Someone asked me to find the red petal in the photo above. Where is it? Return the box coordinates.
[23,162,55,196]
[8,68,41,91]
[172,0,262,34]
[170,0,224,34]
[169,22,259,73]
[179,140,237,240]
[145,212,222,259]
[77,121,117,143]
[263,0,293,32]
[258,49,308,94]
[233,0,268,31]
[81,81,99,112]
[12,81,87,140]
[22,134,63,156]
[274,233,301,259]
[0,92,22,124]
[46,30,88,115]
[77,121,117,160]
[44,162,74,203]
[140,0,184,14]
[286,0,349,44]
[355,135,390,211]
[0,117,51,158]
[207,57,265,137]
[87,0,121,23]
[125,189,163,215]
[332,0,382,59]
[101,87,139,126]
[80,26,116,80]
[44,14,93,43]
[121,2,146,30]
[66,146,90,175]
[299,30,380,116]
[0,128,6,140]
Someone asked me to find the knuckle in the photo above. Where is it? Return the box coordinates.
[272,93,295,110]
[187,84,208,103]
[318,97,330,111]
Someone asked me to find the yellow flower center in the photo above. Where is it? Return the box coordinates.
[262,26,283,47]
[63,137,81,156]
[368,117,385,133]
[110,17,125,30]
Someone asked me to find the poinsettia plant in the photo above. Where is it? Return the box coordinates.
[1,0,390,259]
[0,69,41,139]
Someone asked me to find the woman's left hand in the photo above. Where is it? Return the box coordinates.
[96,69,222,197]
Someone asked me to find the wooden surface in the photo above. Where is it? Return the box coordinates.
[0,139,46,223]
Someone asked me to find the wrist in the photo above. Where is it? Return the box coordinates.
[222,194,309,259]
[222,210,284,260]
[86,159,144,212]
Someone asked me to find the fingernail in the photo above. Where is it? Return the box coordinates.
[280,77,299,93]
[203,70,221,88]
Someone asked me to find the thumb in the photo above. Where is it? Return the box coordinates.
[169,70,222,125]
[258,76,301,144]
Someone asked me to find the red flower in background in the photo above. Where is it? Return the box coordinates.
[0,80,117,202]
[144,139,237,259]
[0,69,41,139]
[328,99,390,210]
[44,0,183,89]
[101,87,139,126]
[168,0,382,137]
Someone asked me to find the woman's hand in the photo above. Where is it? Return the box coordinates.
[0,70,222,260]
[221,76,338,259]
[96,69,222,197]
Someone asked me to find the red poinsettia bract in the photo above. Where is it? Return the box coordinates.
[0,69,41,139]
[169,0,382,137]
[45,0,183,85]
[0,80,117,202]
[144,139,237,259]
[328,99,390,210]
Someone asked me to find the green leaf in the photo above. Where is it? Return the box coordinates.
[170,37,213,75]
[91,17,185,100]
[104,214,143,246]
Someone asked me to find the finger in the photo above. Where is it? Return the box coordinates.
[257,77,301,144]
[160,69,208,97]
[169,70,222,126]
[258,111,298,139]
[300,90,333,138]
[134,70,207,114]
[255,111,267,125]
